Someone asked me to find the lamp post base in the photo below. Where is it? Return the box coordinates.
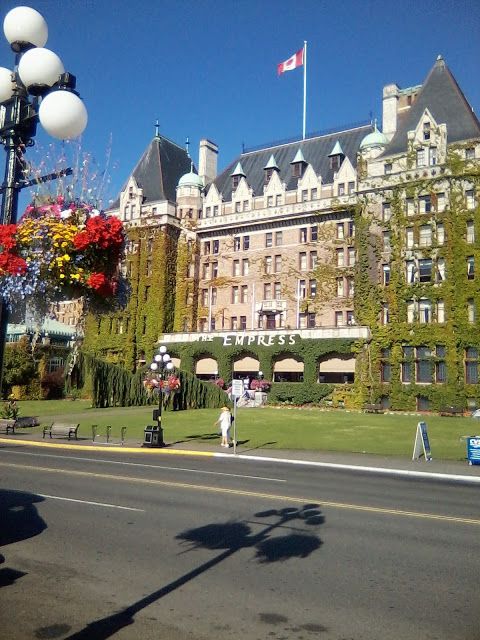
[142,425,165,447]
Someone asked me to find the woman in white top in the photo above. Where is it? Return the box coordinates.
[214,406,231,448]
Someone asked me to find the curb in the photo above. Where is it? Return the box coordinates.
[1,437,479,485]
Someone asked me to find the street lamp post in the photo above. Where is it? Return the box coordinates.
[0,6,88,394]
[148,345,174,447]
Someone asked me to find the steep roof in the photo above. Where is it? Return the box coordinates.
[383,57,480,157]
[214,124,372,199]
[110,135,192,208]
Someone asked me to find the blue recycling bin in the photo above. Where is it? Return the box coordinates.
[466,436,480,465]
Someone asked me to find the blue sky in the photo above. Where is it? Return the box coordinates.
[1,0,480,208]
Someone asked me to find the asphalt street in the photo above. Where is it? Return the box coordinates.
[1,444,479,640]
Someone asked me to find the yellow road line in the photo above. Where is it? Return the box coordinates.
[0,437,214,457]
[2,461,479,526]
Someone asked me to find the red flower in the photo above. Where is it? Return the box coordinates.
[0,225,18,251]
[86,272,115,296]
[73,215,124,251]
[0,252,28,275]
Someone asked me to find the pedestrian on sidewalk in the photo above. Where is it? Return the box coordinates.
[214,406,232,448]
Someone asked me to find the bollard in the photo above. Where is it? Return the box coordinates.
[106,425,111,443]
[92,424,98,442]
[121,427,127,445]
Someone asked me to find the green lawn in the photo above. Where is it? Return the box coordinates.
[10,399,479,461]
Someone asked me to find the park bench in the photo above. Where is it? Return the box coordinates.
[363,403,384,414]
[439,406,464,417]
[0,419,16,434]
[43,423,80,440]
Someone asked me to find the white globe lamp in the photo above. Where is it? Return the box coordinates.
[150,363,158,372]
[18,47,64,90]
[38,90,87,139]
[0,67,14,102]
[3,6,48,51]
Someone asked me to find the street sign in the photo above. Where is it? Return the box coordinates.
[466,436,480,465]
[412,421,432,461]
[231,380,243,398]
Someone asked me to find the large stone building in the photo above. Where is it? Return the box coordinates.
[83,57,480,411]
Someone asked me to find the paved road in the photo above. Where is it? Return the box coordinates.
[0,444,479,640]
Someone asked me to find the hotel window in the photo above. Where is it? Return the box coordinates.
[203,241,211,255]
[346,311,355,325]
[274,254,282,272]
[274,282,282,300]
[383,231,391,250]
[402,346,414,383]
[292,163,302,178]
[131,204,136,217]
[465,348,479,384]
[214,205,219,216]
[212,239,219,254]
[124,205,130,220]
[347,276,354,296]
[467,256,475,279]
[309,251,317,269]
[233,236,240,251]
[206,206,211,217]
[436,223,445,245]
[212,262,218,278]
[436,346,447,382]
[416,347,433,383]
[418,258,432,282]
[382,303,390,325]
[337,223,345,239]
[235,201,241,213]
[423,122,431,140]
[383,264,390,285]
[309,279,317,298]
[406,227,414,248]
[240,316,247,330]
[308,312,316,328]
[275,231,283,245]
[381,349,391,382]
[211,288,217,305]
[335,311,344,326]
[299,252,307,271]
[348,247,355,266]
[299,280,307,298]
[407,300,415,323]
[230,316,238,330]
[232,175,240,190]
[210,318,216,331]
[466,189,476,209]
[348,221,355,238]
[406,198,415,216]
[199,318,207,332]
[384,163,392,175]
[275,194,282,206]
[311,188,318,199]
[267,196,274,207]
[242,259,249,275]
[436,300,445,323]
[437,258,446,282]
[337,277,344,297]
[382,202,391,221]
[416,148,426,167]
[264,256,272,274]
[241,285,248,303]
[348,181,355,194]
[419,224,432,246]
[302,189,308,202]
[233,259,240,276]
[243,201,249,212]
[406,261,416,283]
[336,248,345,266]
[243,236,250,250]
[203,263,210,281]
[310,226,318,241]
[231,286,239,304]
[338,183,345,196]
[467,220,475,244]
[468,299,476,324]
[419,298,432,323]
[466,147,475,160]
[429,147,437,165]
[419,195,431,213]
[201,289,208,306]
[299,227,308,243]
[264,283,272,300]
[265,232,273,248]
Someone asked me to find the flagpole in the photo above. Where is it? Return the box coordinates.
[303,40,307,139]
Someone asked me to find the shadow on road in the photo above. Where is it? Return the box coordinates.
[0,488,47,589]
[63,504,324,640]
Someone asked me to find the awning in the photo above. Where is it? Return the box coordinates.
[171,357,181,369]
[233,356,260,372]
[273,358,304,373]
[195,357,218,375]
[319,357,356,373]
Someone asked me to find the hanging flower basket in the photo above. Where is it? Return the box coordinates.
[0,197,126,315]
[143,373,181,396]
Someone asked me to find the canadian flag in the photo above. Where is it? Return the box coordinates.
[277,47,304,75]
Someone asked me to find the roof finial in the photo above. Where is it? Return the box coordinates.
[185,136,190,157]
[155,119,160,138]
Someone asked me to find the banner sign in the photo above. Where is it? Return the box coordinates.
[231,380,244,398]
[466,437,480,465]
[412,421,432,461]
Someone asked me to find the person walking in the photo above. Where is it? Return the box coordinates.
[214,406,232,448]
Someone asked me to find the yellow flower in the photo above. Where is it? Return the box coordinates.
[62,254,71,261]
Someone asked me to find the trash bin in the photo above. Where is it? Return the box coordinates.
[466,436,480,465]
[143,425,163,448]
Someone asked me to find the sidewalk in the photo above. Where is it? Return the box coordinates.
[1,429,479,482]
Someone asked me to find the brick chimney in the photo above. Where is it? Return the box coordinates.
[198,139,218,186]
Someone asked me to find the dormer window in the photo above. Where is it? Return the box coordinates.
[292,163,303,178]
[231,161,246,191]
[264,154,279,184]
[423,122,431,141]
[330,156,340,172]
[328,140,345,172]
[128,186,134,199]
[265,168,275,182]
[232,175,240,190]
